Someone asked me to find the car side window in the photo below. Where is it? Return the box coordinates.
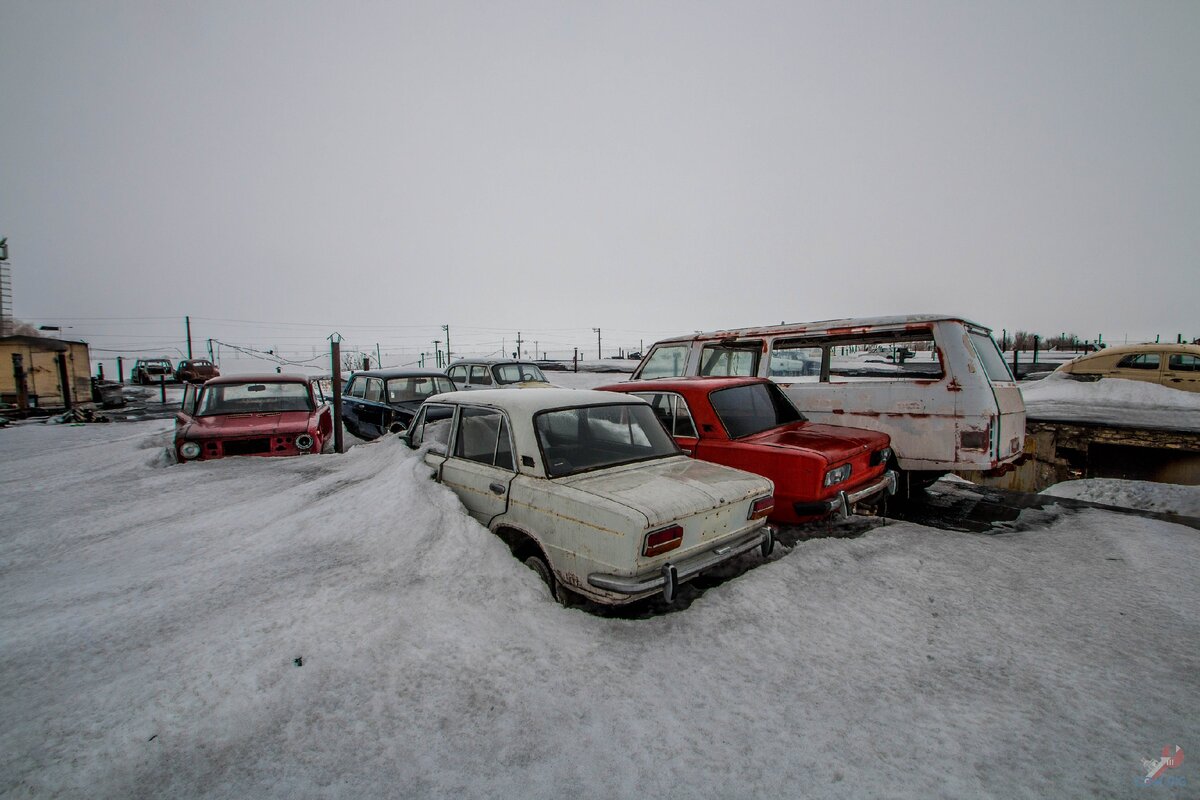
[346,377,366,399]
[699,343,761,377]
[453,407,514,470]
[1169,354,1200,372]
[469,366,493,386]
[410,404,455,455]
[1116,353,1160,370]
[633,392,698,438]
[638,345,690,379]
[447,366,466,385]
[365,378,383,402]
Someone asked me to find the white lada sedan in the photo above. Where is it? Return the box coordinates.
[404,389,776,605]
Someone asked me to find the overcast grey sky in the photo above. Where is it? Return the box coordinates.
[2,0,1197,361]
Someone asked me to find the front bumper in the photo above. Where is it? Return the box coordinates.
[793,469,898,519]
[587,524,774,601]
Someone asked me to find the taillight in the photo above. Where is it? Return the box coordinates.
[748,495,774,520]
[643,525,684,557]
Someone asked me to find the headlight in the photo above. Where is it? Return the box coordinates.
[824,464,852,487]
[295,433,314,451]
[179,441,201,460]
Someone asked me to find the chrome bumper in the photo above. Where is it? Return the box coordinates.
[823,469,898,519]
[587,524,774,601]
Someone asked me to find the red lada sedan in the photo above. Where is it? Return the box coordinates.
[174,374,333,462]
[597,377,896,524]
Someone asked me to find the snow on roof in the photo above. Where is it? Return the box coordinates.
[1021,373,1200,431]
[653,313,988,343]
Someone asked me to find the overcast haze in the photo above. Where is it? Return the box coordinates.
[2,1,1197,362]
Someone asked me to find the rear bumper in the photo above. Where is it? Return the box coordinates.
[587,524,773,599]
[793,470,898,519]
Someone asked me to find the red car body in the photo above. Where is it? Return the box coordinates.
[174,374,334,462]
[596,377,897,524]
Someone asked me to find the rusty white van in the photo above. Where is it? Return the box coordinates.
[630,315,1025,497]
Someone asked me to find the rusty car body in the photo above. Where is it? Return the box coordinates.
[175,358,220,383]
[174,374,334,462]
[131,358,176,385]
[1054,343,1200,393]
[404,388,776,605]
[631,315,1025,496]
[597,376,896,524]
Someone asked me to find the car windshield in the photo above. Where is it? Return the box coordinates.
[196,382,313,415]
[494,363,548,384]
[534,403,680,477]
[386,375,456,403]
[709,382,804,438]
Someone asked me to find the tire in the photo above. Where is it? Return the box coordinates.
[892,469,943,505]
[523,552,569,605]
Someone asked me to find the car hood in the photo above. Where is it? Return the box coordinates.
[558,455,769,528]
[742,422,888,464]
[183,411,314,438]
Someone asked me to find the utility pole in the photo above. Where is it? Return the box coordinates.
[593,328,601,360]
[573,347,578,373]
[433,340,442,368]
[185,316,193,359]
[376,343,382,368]
[515,331,523,359]
[330,334,344,454]
[207,338,214,362]
[442,325,451,364]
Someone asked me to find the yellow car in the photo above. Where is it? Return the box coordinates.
[1054,343,1200,392]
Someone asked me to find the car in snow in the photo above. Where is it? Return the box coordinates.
[174,358,220,383]
[131,358,176,385]
[174,374,334,461]
[403,388,776,605]
[596,377,897,524]
[1053,343,1200,393]
[631,315,1025,498]
[341,368,457,440]
[445,359,553,390]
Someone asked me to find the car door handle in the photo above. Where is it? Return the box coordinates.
[1170,378,1182,383]
[489,482,506,495]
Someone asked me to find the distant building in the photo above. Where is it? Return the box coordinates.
[0,335,93,410]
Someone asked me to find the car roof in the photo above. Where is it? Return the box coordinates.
[426,388,647,413]
[446,359,543,367]
[349,368,454,380]
[597,376,769,394]
[203,373,312,385]
[646,314,988,344]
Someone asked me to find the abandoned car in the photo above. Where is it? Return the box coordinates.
[404,388,776,605]
[175,358,220,383]
[131,358,176,385]
[1054,343,1200,393]
[341,368,457,440]
[597,377,896,524]
[632,315,1025,498]
[174,374,334,462]
[445,359,552,390]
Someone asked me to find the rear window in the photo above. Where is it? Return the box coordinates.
[709,382,803,438]
[969,332,1014,382]
[534,403,679,477]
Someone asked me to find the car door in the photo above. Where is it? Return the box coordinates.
[358,377,387,437]
[632,392,700,455]
[409,402,456,475]
[468,365,495,390]
[341,376,365,433]
[447,365,468,389]
[1164,353,1200,392]
[438,406,517,526]
[1110,351,1163,385]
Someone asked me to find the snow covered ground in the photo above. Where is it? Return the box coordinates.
[1042,478,1200,518]
[2,420,1197,798]
[1020,373,1200,432]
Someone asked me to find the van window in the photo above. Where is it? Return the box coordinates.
[639,345,690,378]
[699,342,761,377]
[1116,353,1160,370]
[1169,354,1200,372]
[768,344,823,382]
[969,332,1014,382]
[769,331,942,382]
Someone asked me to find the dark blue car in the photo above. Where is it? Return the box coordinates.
[341,369,457,440]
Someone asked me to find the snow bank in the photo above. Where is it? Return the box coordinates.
[1042,478,1200,517]
[1020,373,1200,431]
[2,423,1198,798]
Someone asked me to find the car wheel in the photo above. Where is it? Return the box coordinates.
[523,553,569,606]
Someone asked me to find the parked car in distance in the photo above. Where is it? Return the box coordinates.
[1054,343,1200,393]
[631,315,1025,498]
[597,377,896,524]
[131,358,176,385]
[446,359,552,390]
[341,368,457,440]
[174,374,333,462]
[175,358,220,383]
[403,388,776,605]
